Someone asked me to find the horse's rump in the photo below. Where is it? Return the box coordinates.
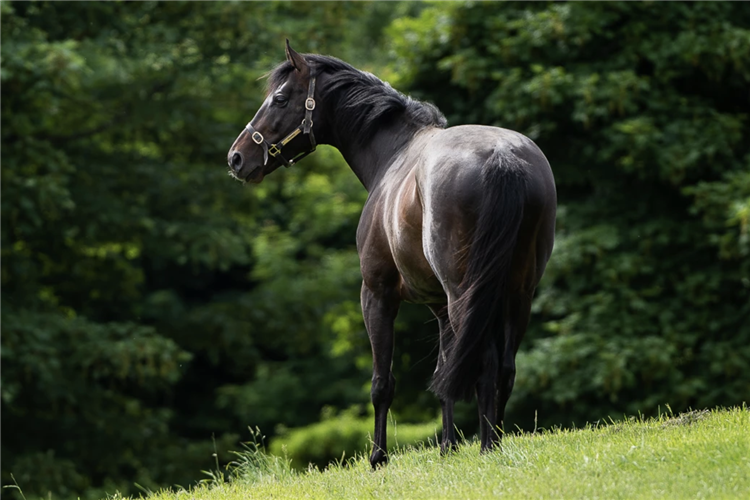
[426,141,533,402]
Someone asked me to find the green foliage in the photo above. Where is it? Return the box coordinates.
[268,407,439,470]
[1,2,415,498]
[2,312,209,498]
[222,427,295,486]
[389,1,750,428]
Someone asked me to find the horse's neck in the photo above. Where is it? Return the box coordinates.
[326,122,419,192]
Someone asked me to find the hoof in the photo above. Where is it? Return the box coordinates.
[479,442,498,455]
[370,449,388,469]
[440,441,458,456]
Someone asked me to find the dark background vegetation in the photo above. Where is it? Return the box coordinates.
[2,2,748,498]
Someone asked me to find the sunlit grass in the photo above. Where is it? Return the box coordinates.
[127,407,749,499]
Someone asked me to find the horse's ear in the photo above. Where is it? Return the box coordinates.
[285,39,309,74]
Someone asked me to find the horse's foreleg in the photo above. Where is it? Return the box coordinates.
[362,282,400,469]
[429,304,458,455]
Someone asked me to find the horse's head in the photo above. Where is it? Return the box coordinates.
[227,41,317,183]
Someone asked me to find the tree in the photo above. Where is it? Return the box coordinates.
[2,1,421,497]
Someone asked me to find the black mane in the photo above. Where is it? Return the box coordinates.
[268,54,447,143]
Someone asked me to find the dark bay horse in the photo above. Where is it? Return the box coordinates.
[227,41,556,468]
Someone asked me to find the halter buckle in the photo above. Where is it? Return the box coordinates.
[251,131,264,145]
[268,144,281,157]
[305,98,316,111]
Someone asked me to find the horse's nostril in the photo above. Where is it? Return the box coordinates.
[231,152,243,171]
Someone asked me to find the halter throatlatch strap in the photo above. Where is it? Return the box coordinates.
[245,66,317,168]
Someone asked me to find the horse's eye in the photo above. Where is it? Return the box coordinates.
[272,94,288,106]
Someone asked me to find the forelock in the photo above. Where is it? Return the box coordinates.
[266,61,295,95]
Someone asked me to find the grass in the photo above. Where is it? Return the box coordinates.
[126,407,749,499]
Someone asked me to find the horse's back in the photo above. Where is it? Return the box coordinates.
[419,125,554,208]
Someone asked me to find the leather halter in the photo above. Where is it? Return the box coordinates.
[245,69,317,168]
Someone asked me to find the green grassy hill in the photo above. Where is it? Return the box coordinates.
[122,407,748,499]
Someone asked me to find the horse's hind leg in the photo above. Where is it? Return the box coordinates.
[429,304,458,454]
[498,292,534,432]
[477,293,533,451]
[476,335,500,452]
[362,282,400,469]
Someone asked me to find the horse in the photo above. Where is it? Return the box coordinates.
[227,41,556,468]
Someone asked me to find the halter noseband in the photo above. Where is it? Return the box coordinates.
[245,69,317,168]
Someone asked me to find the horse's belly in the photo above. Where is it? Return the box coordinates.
[397,264,445,304]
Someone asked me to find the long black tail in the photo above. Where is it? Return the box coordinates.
[430,149,528,402]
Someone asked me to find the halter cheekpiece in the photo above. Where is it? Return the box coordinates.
[245,67,317,168]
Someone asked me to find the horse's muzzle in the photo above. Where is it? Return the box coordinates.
[228,150,244,172]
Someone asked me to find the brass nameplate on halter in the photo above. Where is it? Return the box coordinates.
[280,128,302,146]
